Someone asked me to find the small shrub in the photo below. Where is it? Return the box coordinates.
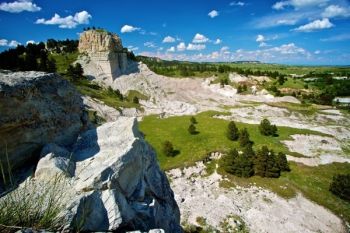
[132,96,139,104]
[190,116,197,124]
[329,174,350,201]
[239,128,251,147]
[259,119,278,136]
[162,140,175,157]
[188,124,197,135]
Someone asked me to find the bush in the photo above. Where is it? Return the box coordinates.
[190,116,197,124]
[162,140,175,157]
[329,174,350,201]
[67,63,84,80]
[188,124,197,135]
[132,96,139,104]
[226,121,239,141]
[259,119,278,136]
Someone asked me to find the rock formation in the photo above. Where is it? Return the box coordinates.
[78,30,135,83]
[0,70,86,170]
[35,117,182,232]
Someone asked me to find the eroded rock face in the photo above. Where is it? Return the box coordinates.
[35,117,182,232]
[78,30,132,82]
[0,70,86,170]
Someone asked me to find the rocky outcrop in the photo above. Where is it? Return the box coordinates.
[78,30,135,83]
[0,70,86,170]
[35,117,182,232]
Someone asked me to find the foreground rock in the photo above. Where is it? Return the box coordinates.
[35,117,182,232]
[0,70,86,170]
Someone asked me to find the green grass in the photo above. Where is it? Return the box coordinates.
[126,90,149,101]
[280,77,306,89]
[139,111,327,170]
[49,52,79,74]
[266,102,323,116]
[219,162,350,223]
[73,79,142,110]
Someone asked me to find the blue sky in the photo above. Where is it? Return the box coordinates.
[0,0,350,65]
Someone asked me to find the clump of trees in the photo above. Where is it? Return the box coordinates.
[67,63,84,80]
[162,140,175,157]
[46,39,78,53]
[259,119,278,136]
[329,174,350,201]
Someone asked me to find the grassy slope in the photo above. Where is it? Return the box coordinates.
[49,52,79,74]
[139,111,327,170]
[140,111,350,222]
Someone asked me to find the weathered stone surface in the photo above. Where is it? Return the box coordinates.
[0,71,86,170]
[35,117,182,232]
[78,30,133,82]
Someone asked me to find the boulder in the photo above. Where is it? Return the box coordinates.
[0,71,86,170]
[35,117,182,232]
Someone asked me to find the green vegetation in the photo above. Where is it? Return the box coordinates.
[227,121,239,141]
[329,174,350,201]
[139,111,326,170]
[162,140,175,157]
[219,162,350,223]
[259,119,278,136]
[49,52,79,74]
[0,176,68,232]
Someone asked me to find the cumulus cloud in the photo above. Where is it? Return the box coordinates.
[162,36,175,43]
[0,0,41,13]
[167,46,175,52]
[36,11,92,29]
[256,34,265,42]
[293,18,334,32]
[272,0,329,10]
[120,24,140,33]
[0,39,20,47]
[259,42,268,47]
[214,39,222,44]
[322,5,350,18]
[187,43,206,51]
[177,42,186,51]
[192,33,209,43]
[230,1,245,6]
[208,10,219,18]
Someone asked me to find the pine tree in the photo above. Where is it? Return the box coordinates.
[255,146,269,177]
[259,119,278,136]
[239,128,251,147]
[232,153,254,177]
[190,116,197,124]
[188,124,197,135]
[276,152,290,172]
[329,174,350,201]
[227,121,239,141]
[221,148,238,174]
[162,140,174,157]
[265,150,280,178]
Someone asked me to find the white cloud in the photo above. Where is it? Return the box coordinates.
[144,41,157,48]
[8,40,20,47]
[162,36,175,43]
[36,11,92,29]
[0,39,20,47]
[259,42,268,47]
[26,40,36,45]
[208,10,219,18]
[230,1,245,6]
[272,0,329,10]
[167,46,175,52]
[214,39,222,44]
[314,50,321,54]
[177,42,186,51]
[256,34,265,42]
[322,5,350,18]
[192,33,209,43]
[0,0,41,13]
[270,43,307,54]
[187,43,206,51]
[0,39,8,46]
[293,18,334,32]
[120,24,140,33]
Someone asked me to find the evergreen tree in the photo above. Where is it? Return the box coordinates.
[276,152,290,172]
[162,140,174,157]
[133,96,139,104]
[227,121,239,141]
[239,128,251,147]
[221,148,239,174]
[255,146,269,177]
[259,119,277,136]
[232,153,254,177]
[329,174,350,201]
[265,150,280,178]
[47,58,57,73]
[188,124,197,135]
[190,116,197,124]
